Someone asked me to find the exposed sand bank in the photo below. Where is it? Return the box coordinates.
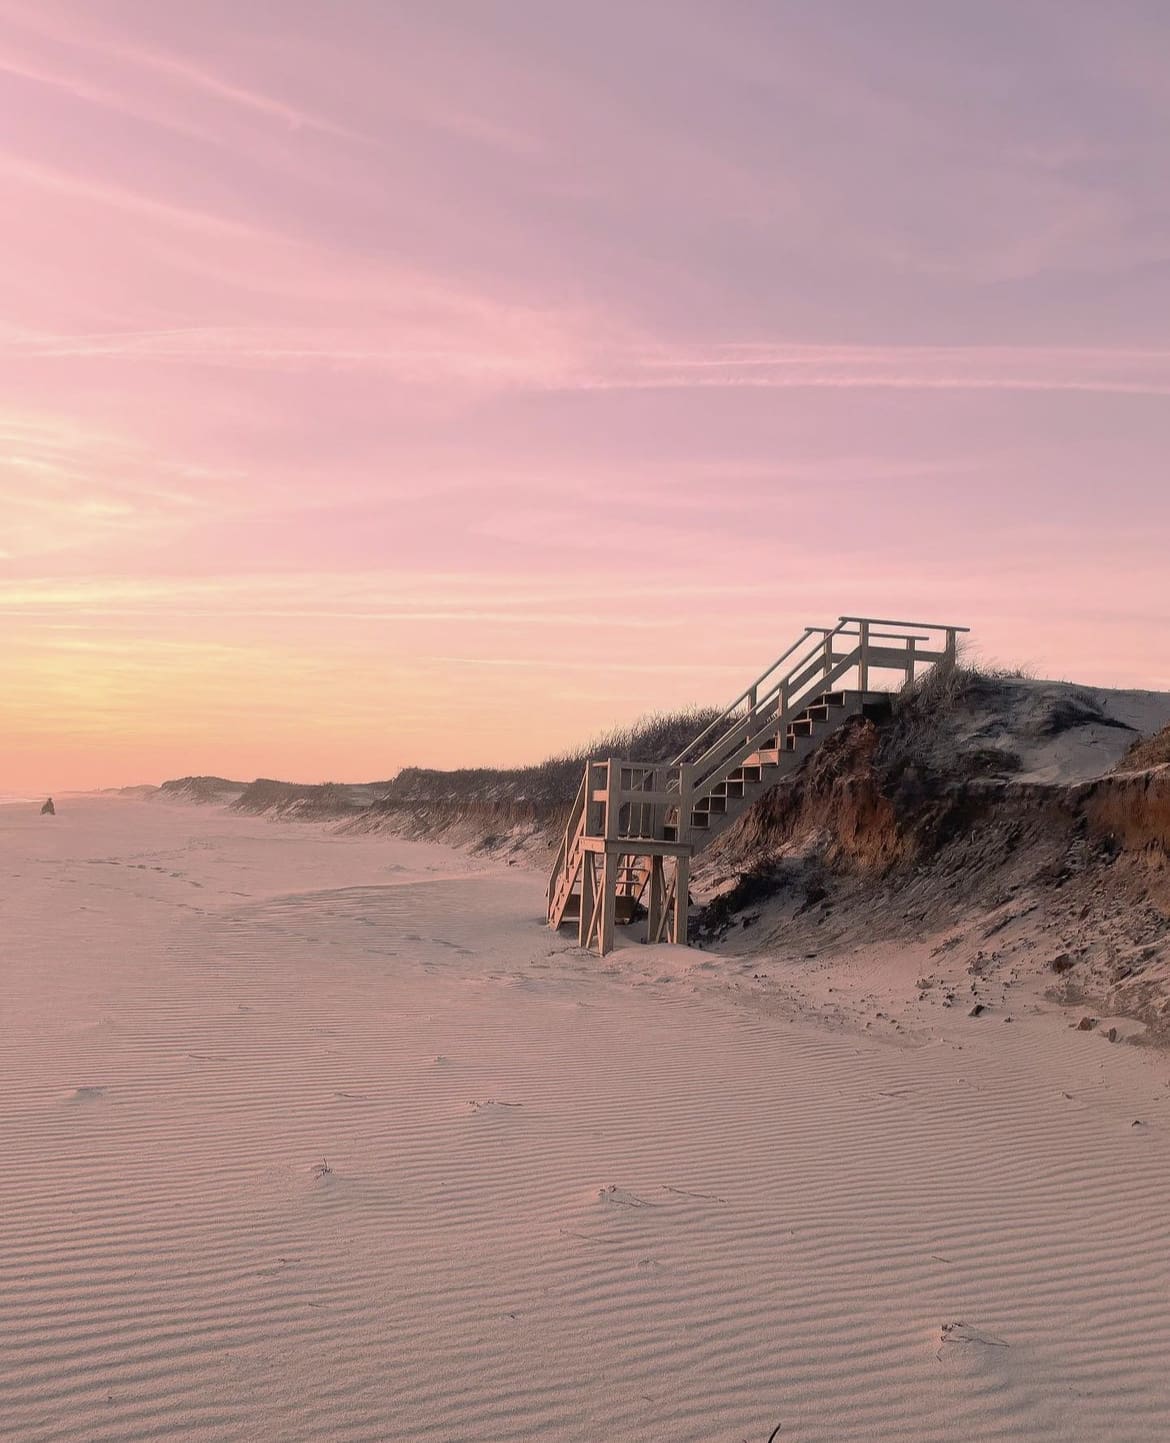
[4,798,1170,1441]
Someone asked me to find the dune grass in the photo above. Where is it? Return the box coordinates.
[383,706,721,809]
[1113,723,1170,772]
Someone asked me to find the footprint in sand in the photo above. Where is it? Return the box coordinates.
[69,1086,107,1102]
[936,1320,1011,1363]
[598,1184,657,1209]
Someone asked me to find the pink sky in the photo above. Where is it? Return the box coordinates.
[3,0,1169,791]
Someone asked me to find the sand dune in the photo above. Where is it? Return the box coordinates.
[3,798,1170,1441]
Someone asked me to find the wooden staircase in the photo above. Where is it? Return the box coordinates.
[665,689,886,844]
[547,616,968,954]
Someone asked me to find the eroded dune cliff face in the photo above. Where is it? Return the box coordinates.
[1085,762,1170,860]
[693,696,1170,1038]
[705,716,1170,881]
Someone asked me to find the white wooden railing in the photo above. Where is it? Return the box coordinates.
[677,616,964,795]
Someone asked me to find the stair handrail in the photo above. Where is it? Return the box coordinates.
[672,627,818,766]
[838,615,971,636]
[686,616,968,800]
[677,616,965,791]
[685,621,851,781]
[547,763,589,911]
[690,635,866,798]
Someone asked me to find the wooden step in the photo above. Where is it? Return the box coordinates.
[558,894,641,925]
[789,708,839,733]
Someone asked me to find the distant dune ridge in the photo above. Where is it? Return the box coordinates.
[157,775,248,804]
[131,708,722,827]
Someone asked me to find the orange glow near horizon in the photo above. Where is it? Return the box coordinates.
[2,3,1169,792]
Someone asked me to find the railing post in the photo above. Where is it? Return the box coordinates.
[858,618,870,694]
[676,763,692,841]
[604,758,621,841]
[944,628,957,667]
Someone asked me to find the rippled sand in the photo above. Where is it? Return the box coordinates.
[4,797,1169,1441]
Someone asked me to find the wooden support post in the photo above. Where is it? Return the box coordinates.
[654,871,676,944]
[599,850,618,956]
[647,854,665,943]
[578,852,595,948]
[672,853,690,945]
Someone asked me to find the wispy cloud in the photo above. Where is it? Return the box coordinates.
[584,342,1170,398]
[0,153,265,237]
[0,410,244,559]
[0,49,220,142]
[0,320,586,387]
[0,570,786,618]
[0,1,367,142]
[8,322,1170,399]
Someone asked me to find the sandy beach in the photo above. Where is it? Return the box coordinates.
[3,796,1168,1442]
